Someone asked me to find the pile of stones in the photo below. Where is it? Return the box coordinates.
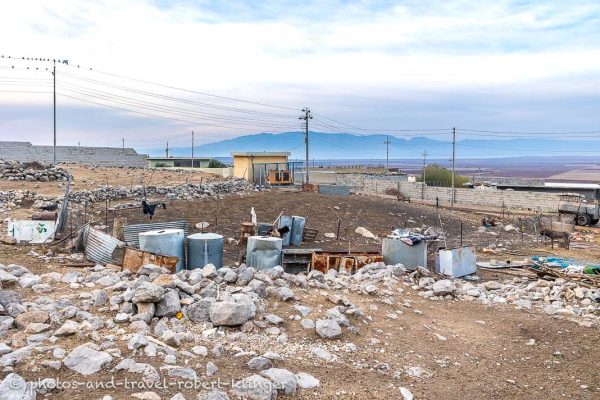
[0,160,69,182]
[68,179,251,203]
[0,190,39,210]
[413,269,600,327]
[0,261,378,399]
[0,257,596,399]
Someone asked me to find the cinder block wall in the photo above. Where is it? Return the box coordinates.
[353,176,561,212]
[0,141,148,167]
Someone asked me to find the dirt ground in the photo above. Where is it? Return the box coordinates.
[1,187,599,399]
[0,240,598,400]
[105,190,600,265]
[0,164,215,197]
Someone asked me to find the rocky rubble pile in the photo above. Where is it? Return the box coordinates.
[0,261,378,399]
[0,258,596,399]
[0,190,40,210]
[413,270,600,327]
[68,179,252,203]
[0,160,69,182]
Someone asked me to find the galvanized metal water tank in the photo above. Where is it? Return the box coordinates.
[139,228,185,272]
[187,232,224,270]
[246,236,282,270]
[290,216,305,246]
[382,238,427,270]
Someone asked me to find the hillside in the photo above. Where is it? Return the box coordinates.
[137,132,600,159]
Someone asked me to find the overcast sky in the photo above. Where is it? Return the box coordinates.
[1,0,600,149]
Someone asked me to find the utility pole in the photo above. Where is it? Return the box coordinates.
[122,138,124,148]
[451,127,456,208]
[299,108,312,184]
[52,60,56,164]
[384,136,391,169]
[166,141,169,158]
[191,131,194,168]
[421,150,428,199]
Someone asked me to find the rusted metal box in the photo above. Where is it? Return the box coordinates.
[311,251,383,274]
[114,246,178,274]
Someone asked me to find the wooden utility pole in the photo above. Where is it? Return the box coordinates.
[52,60,56,164]
[421,150,428,199]
[299,108,312,184]
[384,136,391,169]
[451,127,456,208]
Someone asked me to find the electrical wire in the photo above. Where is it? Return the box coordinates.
[56,80,300,128]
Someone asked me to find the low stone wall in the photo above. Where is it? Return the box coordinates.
[0,160,70,182]
[354,177,561,212]
[0,141,148,168]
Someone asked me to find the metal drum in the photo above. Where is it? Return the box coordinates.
[290,216,305,246]
[246,236,282,270]
[187,232,224,269]
[139,228,185,272]
[278,216,293,246]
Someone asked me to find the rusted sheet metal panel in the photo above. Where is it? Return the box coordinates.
[123,221,188,248]
[311,251,383,274]
[83,226,125,265]
[118,247,178,274]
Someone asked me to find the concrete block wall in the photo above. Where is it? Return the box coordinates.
[354,176,561,212]
[335,173,406,187]
[0,141,148,167]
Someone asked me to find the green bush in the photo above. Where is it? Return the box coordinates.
[208,159,226,168]
[419,164,469,188]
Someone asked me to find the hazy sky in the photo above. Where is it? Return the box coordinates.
[1,0,600,149]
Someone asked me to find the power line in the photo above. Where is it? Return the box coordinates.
[55,80,299,128]
[57,92,296,133]
[457,128,600,135]
[58,72,298,119]
[1,54,298,111]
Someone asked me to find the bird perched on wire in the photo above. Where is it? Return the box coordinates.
[142,200,166,219]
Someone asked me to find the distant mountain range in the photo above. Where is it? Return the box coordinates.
[136,132,600,160]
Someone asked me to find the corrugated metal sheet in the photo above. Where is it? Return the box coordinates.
[83,226,124,265]
[123,221,189,248]
[318,185,351,196]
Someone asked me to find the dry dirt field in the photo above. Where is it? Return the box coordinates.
[1,173,599,400]
[0,163,215,197]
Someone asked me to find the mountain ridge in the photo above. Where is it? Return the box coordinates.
[136,132,600,159]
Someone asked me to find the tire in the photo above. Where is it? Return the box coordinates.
[576,214,591,226]
[590,218,599,226]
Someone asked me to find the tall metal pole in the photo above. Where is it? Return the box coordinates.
[53,61,56,164]
[299,108,312,184]
[122,138,124,148]
[421,150,428,199]
[384,135,391,169]
[451,127,456,208]
[191,131,194,168]
[166,141,169,158]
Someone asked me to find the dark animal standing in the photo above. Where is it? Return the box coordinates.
[539,223,571,250]
[142,200,166,219]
